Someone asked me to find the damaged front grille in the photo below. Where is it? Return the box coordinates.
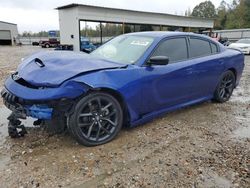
[1,88,19,104]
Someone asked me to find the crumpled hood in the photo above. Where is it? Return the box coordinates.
[17,51,125,87]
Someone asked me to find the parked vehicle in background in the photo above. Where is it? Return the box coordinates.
[55,44,73,51]
[228,38,250,55]
[1,32,245,146]
[80,37,96,53]
[202,31,230,46]
[39,38,60,48]
[32,41,39,46]
[203,28,250,42]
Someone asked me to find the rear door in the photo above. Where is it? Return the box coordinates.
[187,37,225,98]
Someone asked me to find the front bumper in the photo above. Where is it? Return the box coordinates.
[1,77,89,120]
[240,49,250,54]
[1,87,72,120]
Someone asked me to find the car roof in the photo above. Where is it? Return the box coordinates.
[126,31,211,40]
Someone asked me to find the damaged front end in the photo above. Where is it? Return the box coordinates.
[2,88,53,120]
[1,75,90,138]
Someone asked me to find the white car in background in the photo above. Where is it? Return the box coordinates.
[228,38,250,54]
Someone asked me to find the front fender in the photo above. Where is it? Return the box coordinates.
[71,68,144,124]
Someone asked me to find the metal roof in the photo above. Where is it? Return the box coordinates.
[0,21,17,25]
[56,3,213,21]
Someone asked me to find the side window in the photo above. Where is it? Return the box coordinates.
[152,38,188,63]
[189,38,212,58]
[210,42,218,54]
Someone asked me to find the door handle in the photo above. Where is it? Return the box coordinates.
[219,59,224,65]
[186,68,193,74]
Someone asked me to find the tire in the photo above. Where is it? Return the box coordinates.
[45,43,50,48]
[68,92,123,146]
[214,70,236,103]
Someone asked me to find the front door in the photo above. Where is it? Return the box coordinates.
[140,37,196,115]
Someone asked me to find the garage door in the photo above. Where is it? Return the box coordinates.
[0,30,11,40]
[0,30,11,45]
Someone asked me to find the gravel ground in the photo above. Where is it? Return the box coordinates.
[0,46,249,188]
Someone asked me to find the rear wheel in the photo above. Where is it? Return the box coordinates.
[68,92,123,146]
[45,43,50,48]
[214,70,235,103]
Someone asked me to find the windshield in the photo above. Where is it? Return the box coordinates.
[91,35,154,64]
[236,39,250,44]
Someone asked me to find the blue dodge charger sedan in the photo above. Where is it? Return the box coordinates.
[1,32,245,146]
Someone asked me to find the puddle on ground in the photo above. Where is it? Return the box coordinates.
[231,86,250,103]
[0,106,35,143]
[0,107,12,145]
[232,109,250,139]
[233,125,250,139]
[0,106,34,171]
[197,169,232,188]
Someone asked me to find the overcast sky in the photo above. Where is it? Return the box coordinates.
[0,0,225,33]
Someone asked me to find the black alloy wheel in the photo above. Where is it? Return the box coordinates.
[68,92,123,146]
[214,70,236,103]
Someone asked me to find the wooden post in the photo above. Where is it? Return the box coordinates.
[100,22,103,44]
[122,22,125,34]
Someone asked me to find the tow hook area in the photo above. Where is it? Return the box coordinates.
[7,113,27,138]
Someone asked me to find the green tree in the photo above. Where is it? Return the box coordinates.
[124,25,132,33]
[192,0,216,18]
[192,0,250,29]
[215,0,228,29]
[21,30,60,37]
[225,0,244,29]
[243,0,250,27]
[184,7,192,16]
[139,25,153,31]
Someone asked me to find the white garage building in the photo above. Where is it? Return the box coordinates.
[0,21,18,45]
[57,4,214,51]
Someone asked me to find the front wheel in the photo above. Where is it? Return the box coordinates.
[68,92,123,146]
[213,70,236,103]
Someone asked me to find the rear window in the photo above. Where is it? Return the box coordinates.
[211,42,218,54]
[189,38,212,58]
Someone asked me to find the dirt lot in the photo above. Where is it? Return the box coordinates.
[0,46,249,188]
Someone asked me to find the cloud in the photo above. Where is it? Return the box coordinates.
[0,0,223,32]
[0,7,58,32]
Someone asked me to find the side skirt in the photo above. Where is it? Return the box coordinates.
[130,95,213,127]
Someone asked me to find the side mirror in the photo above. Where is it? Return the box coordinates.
[148,56,169,66]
